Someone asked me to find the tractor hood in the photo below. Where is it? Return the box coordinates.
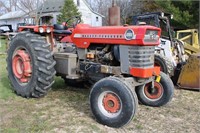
[71,24,161,48]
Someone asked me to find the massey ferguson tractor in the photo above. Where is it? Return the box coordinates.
[7,16,174,128]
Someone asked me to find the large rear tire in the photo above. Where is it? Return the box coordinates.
[7,32,56,98]
[136,72,174,107]
[90,77,138,128]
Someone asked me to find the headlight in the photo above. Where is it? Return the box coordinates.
[46,27,51,33]
[161,12,164,17]
[171,15,173,19]
[124,29,136,40]
[39,27,44,33]
[144,30,159,42]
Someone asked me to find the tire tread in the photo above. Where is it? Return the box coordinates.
[7,32,55,98]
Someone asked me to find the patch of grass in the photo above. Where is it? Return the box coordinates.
[0,37,7,53]
[51,77,89,99]
[136,124,143,129]
[28,117,51,132]
[0,55,15,100]
[0,112,51,133]
[1,128,19,133]
[90,124,101,131]
[52,77,67,90]
[0,37,13,99]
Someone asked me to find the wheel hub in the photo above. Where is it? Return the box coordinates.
[144,82,163,99]
[103,93,120,113]
[12,50,32,83]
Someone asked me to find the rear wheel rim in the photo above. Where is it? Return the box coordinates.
[144,82,164,100]
[12,49,32,84]
[98,91,122,118]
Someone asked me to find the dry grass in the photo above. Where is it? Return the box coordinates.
[0,77,199,132]
[0,37,7,54]
[0,44,199,132]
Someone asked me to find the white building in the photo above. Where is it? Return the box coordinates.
[39,0,104,26]
[75,0,104,26]
[0,0,104,31]
[0,11,34,31]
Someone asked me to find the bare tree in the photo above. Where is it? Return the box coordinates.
[87,0,112,25]
[116,0,144,24]
[16,0,44,13]
[0,0,45,25]
[117,0,133,24]
[86,0,143,25]
[0,0,44,15]
[0,0,18,14]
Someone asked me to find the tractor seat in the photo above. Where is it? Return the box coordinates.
[53,30,72,35]
[53,24,72,35]
[54,24,67,30]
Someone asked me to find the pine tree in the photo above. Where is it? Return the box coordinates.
[142,0,199,28]
[58,0,81,24]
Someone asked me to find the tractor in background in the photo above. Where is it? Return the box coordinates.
[133,12,186,77]
[176,29,200,55]
[133,12,200,90]
[175,29,200,90]
[7,16,174,128]
[0,24,16,50]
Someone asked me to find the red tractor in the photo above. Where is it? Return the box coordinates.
[7,16,174,128]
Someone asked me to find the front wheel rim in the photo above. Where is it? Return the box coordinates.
[98,91,122,118]
[144,82,164,100]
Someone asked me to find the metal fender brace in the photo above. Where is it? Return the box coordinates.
[152,66,161,88]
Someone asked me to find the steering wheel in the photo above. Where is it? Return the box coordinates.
[65,16,81,28]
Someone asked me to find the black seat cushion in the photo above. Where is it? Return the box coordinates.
[53,30,72,35]
[54,24,68,30]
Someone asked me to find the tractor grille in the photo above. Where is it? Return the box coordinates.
[128,46,155,68]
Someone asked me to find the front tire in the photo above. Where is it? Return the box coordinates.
[90,77,138,128]
[7,32,56,98]
[136,72,174,107]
